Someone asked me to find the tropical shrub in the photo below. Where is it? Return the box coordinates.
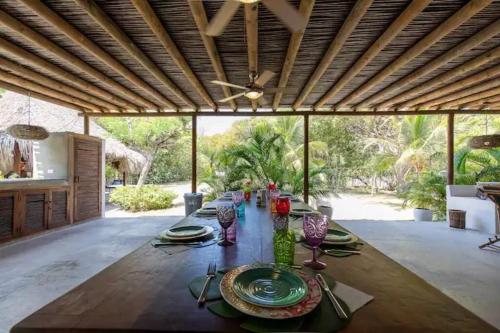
[110,185,176,211]
[402,172,447,220]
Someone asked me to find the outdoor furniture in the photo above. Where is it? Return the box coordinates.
[478,186,500,250]
[446,185,499,235]
[11,195,497,332]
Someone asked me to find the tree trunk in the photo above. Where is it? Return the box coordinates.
[137,153,154,187]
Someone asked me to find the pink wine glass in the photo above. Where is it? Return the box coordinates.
[303,214,329,270]
[216,204,236,247]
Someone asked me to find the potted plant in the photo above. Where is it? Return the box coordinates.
[403,172,446,222]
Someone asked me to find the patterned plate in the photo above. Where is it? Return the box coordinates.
[299,229,358,245]
[232,267,308,308]
[220,264,322,319]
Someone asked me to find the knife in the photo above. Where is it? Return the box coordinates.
[315,274,349,319]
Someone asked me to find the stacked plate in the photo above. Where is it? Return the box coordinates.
[220,264,322,319]
[159,225,214,241]
[299,228,358,245]
[289,207,315,217]
[194,206,217,217]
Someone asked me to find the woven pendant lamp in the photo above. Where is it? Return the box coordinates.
[468,134,500,149]
[6,92,49,140]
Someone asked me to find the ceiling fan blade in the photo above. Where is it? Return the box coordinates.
[257,96,269,106]
[262,0,307,33]
[205,0,241,36]
[211,80,247,90]
[254,70,276,87]
[219,92,246,103]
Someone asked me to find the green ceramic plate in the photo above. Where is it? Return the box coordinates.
[232,267,308,308]
[165,225,206,238]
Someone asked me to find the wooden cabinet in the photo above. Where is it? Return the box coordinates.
[0,186,70,243]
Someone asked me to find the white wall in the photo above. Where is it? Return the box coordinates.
[32,132,68,180]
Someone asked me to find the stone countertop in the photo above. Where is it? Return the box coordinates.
[0,179,69,191]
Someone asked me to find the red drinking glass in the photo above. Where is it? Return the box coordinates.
[276,197,290,216]
[244,191,251,202]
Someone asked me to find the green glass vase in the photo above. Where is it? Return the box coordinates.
[273,215,295,266]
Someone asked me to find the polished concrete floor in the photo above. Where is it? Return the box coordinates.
[1,217,499,332]
[338,220,500,330]
[0,215,181,333]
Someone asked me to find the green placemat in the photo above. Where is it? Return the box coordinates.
[206,270,351,332]
[188,272,225,301]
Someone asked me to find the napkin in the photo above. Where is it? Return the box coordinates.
[188,272,225,302]
[334,281,374,313]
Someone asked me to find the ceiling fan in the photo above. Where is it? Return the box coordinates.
[205,0,307,37]
[212,70,281,105]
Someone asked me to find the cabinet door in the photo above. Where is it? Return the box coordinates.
[0,192,18,241]
[21,190,48,235]
[48,189,70,228]
[74,138,102,222]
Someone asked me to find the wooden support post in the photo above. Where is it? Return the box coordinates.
[304,114,310,203]
[84,115,90,135]
[192,115,197,193]
[447,113,454,185]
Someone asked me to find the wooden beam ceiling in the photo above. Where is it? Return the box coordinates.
[369,18,500,109]
[72,0,189,110]
[16,0,168,111]
[409,65,500,108]
[0,9,144,111]
[245,3,259,112]
[314,0,430,109]
[397,45,500,109]
[437,86,500,109]
[188,1,236,111]
[131,0,215,109]
[333,0,494,109]
[292,0,373,110]
[0,69,103,111]
[0,56,121,112]
[0,80,88,112]
[272,0,315,111]
[0,37,138,111]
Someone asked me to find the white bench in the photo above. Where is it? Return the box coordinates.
[446,185,499,235]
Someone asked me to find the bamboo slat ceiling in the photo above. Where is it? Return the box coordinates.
[0,0,499,115]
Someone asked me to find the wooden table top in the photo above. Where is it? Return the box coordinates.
[12,197,498,333]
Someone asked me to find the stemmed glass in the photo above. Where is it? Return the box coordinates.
[216,204,236,247]
[232,190,244,217]
[303,214,329,270]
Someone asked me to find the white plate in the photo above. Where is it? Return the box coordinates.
[159,226,214,241]
[164,225,207,238]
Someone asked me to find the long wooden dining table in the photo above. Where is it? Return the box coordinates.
[12,196,498,332]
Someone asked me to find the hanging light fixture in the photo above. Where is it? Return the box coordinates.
[468,134,500,149]
[6,92,49,140]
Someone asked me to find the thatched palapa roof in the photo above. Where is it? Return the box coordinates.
[0,0,498,115]
[0,91,145,174]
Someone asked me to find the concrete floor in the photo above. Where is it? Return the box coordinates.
[338,220,500,330]
[0,215,181,333]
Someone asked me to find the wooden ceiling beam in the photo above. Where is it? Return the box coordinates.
[396,45,500,109]
[15,0,165,111]
[314,0,430,108]
[437,86,500,109]
[131,0,215,109]
[0,37,140,112]
[368,18,500,108]
[272,0,315,111]
[0,80,89,113]
[462,93,500,109]
[0,56,121,112]
[245,3,259,112]
[0,69,104,112]
[73,0,192,110]
[407,64,500,108]
[292,0,372,110]
[0,7,145,111]
[188,1,236,111]
[336,0,493,108]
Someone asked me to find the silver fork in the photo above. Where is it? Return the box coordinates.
[197,262,217,305]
